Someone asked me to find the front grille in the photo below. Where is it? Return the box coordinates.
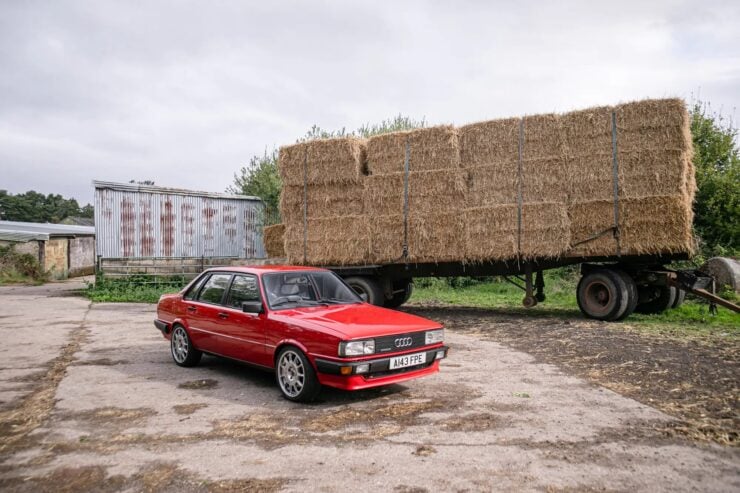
[374,331,426,354]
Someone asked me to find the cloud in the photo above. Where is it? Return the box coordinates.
[0,0,738,204]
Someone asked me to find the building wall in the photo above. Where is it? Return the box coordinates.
[0,240,40,259]
[44,238,68,279]
[94,187,266,259]
[69,237,95,277]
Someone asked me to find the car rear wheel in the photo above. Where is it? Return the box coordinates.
[170,326,202,367]
[276,346,320,402]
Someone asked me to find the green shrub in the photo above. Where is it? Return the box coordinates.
[0,244,48,283]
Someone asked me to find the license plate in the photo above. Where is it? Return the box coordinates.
[389,352,426,370]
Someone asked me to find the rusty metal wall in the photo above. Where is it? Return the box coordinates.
[94,184,266,259]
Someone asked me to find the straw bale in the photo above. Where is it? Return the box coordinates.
[364,170,467,216]
[366,126,460,174]
[568,196,693,257]
[280,183,364,223]
[278,137,366,186]
[616,98,689,130]
[263,224,285,258]
[464,203,570,261]
[467,164,517,207]
[520,156,569,203]
[368,213,465,263]
[522,114,563,160]
[284,216,369,266]
[459,118,520,168]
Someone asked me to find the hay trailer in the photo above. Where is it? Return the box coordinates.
[328,255,740,322]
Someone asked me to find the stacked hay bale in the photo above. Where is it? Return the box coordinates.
[564,98,694,256]
[262,223,285,258]
[459,115,571,261]
[364,126,466,262]
[278,137,369,265]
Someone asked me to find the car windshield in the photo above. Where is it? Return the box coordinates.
[262,271,361,310]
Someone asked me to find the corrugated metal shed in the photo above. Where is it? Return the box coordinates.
[0,221,95,242]
[93,181,266,259]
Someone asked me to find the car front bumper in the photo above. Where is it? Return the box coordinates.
[314,346,448,390]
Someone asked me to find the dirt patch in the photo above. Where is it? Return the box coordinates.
[405,305,739,446]
[440,412,502,432]
[412,444,437,456]
[178,379,219,390]
[303,399,442,433]
[72,358,129,366]
[64,407,156,427]
[173,403,208,415]
[0,462,290,493]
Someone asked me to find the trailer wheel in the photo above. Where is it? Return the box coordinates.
[385,280,413,309]
[576,269,630,321]
[671,288,686,309]
[614,270,639,320]
[635,286,676,314]
[345,276,384,306]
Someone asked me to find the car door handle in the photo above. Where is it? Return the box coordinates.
[218,312,229,319]
[187,306,196,312]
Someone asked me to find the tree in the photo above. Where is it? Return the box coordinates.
[689,100,740,255]
[0,191,94,223]
[229,115,426,223]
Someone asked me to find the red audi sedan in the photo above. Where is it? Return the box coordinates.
[155,266,448,402]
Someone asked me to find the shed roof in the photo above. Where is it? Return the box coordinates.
[0,221,95,242]
[92,180,262,201]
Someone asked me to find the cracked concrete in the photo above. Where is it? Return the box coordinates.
[0,279,738,492]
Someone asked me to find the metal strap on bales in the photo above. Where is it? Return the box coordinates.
[402,139,410,259]
[516,118,524,265]
[302,150,308,263]
[610,110,622,257]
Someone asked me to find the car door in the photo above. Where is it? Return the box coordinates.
[183,272,233,354]
[218,274,267,365]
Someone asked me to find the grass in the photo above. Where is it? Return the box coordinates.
[84,276,187,303]
[410,271,740,338]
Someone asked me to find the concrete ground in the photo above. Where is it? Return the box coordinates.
[0,280,738,492]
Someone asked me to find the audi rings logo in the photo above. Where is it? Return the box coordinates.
[394,337,413,348]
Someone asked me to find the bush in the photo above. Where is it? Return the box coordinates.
[0,244,48,283]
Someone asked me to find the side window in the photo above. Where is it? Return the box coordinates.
[183,274,209,301]
[226,275,260,309]
[196,274,232,305]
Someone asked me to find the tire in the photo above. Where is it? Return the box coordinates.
[576,269,630,321]
[170,325,202,367]
[385,280,413,309]
[614,270,638,320]
[275,346,321,403]
[672,288,686,309]
[345,276,384,306]
[635,286,677,314]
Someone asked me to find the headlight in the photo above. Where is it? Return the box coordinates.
[425,329,444,345]
[339,339,375,357]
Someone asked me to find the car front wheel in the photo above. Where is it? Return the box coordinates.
[170,326,202,367]
[276,346,320,402]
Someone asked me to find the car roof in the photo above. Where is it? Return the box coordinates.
[203,265,330,275]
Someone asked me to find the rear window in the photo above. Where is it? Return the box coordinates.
[196,274,232,305]
[225,275,260,309]
[183,274,209,301]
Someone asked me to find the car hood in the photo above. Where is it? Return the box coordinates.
[268,303,442,339]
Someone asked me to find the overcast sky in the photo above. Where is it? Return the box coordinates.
[1,0,738,205]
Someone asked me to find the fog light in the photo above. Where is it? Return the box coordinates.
[435,350,445,360]
[355,364,370,374]
[340,366,352,375]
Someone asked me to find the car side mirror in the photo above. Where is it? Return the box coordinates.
[359,293,368,302]
[242,301,264,314]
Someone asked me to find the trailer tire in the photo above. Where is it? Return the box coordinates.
[671,288,686,309]
[345,276,384,306]
[385,280,413,309]
[614,270,639,320]
[635,286,676,314]
[576,269,630,321]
